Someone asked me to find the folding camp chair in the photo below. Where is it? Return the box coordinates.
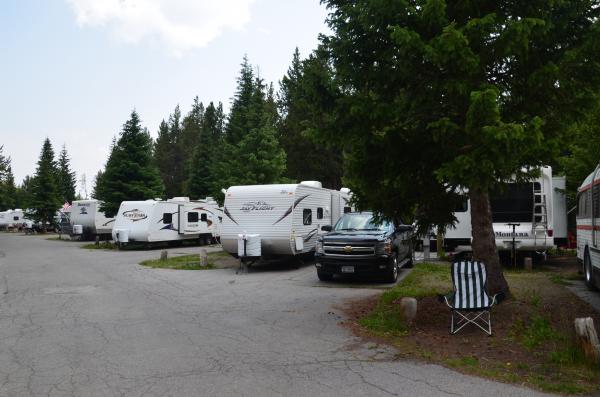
[440,261,501,336]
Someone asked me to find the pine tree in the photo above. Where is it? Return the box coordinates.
[3,166,17,210]
[187,101,225,198]
[225,55,256,144]
[212,70,287,197]
[97,111,164,217]
[28,138,61,227]
[56,145,77,203]
[278,48,343,188]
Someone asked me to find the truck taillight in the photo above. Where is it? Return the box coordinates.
[548,229,553,237]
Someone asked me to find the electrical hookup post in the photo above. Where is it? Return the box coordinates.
[236,233,261,274]
[507,223,520,268]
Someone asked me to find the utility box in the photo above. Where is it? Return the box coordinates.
[72,224,83,235]
[237,234,261,257]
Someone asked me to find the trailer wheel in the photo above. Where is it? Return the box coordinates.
[584,248,597,291]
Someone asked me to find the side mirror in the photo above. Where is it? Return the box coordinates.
[321,225,332,232]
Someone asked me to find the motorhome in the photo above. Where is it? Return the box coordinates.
[443,167,567,253]
[70,200,114,240]
[220,181,352,258]
[112,197,221,246]
[576,162,600,290]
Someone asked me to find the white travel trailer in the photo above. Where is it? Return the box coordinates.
[221,182,352,258]
[70,200,115,240]
[0,209,26,230]
[576,162,600,290]
[443,167,566,253]
[112,197,221,246]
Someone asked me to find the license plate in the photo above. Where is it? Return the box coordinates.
[341,266,354,273]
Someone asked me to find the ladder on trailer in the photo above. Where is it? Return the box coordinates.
[532,182,548,248]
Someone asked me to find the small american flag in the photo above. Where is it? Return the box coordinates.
[61,202,72,212]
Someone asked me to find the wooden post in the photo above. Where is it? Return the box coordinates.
[199,249,208,267]
[399,297,418,325]
[574,317,600,363]
[523,257,533,271]
[160,250,168,261]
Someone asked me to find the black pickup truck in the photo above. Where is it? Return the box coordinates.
[314,212,414,282]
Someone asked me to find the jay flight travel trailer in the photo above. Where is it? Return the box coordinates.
[70,200,115,240]
[112,197,222,247]
[220,181,352,258]
[576,162,600,290]
[443,167,567,253]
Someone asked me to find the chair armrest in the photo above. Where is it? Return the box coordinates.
[491,291,506,306]
[438,292,454,308]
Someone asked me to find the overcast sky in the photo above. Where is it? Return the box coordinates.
[0,0,329,196]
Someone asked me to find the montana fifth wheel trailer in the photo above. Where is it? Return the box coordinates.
[576,162,600,290]
[443,167,566,253]
[70,200,115,240]
[112,197,221,246]
[221,182,353,258]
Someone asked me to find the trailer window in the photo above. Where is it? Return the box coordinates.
[578,190,591,219]
[455,198,468,212]
[316,208,323,219]
[13,216,19,221]
[188,212,199,222]
[201,213,207,222]
[163,213,172,224]
[594,186,600,218]
[303,209,312,225]
[490,183,534,223]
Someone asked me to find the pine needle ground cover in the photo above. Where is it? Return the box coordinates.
[344,262,600,394]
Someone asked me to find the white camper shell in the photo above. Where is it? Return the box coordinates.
[221,182,352,257]
[112,197,221,245]
[70,200,115,239]
[444,167,566,252]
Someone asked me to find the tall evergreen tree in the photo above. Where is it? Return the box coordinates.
[154,119,171,195]
[278,48,343,188]
[97,111,164,217]
[28,138,61,227]
[154,106,187,197]
[187,101,225,198]
[301,0,600,294]
[225,55,256,144]
[213,69,287,198]
[0,146,13,210]
[3,166,17,210]
[56,145,77,203]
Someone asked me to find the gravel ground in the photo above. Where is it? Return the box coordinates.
[0,233,555,396]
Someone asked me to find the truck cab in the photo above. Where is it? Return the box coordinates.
[315,212,414,282]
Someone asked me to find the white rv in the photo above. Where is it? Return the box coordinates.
[70,200,115,240]
[221,182,352,258]
[112,197,221,246]
[0,209,26,230]
[443,167,566,253]
[576,162,600,290]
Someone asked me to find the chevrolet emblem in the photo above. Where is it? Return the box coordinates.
[343,245,353,253]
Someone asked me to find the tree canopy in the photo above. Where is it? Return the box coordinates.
[299,0,600,293]
[96,111,164,217]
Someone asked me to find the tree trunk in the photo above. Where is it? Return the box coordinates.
[469,189,509,294]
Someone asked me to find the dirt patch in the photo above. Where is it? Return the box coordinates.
[342,261,600,395]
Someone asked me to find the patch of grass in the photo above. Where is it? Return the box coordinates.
[520,315,560,350]
[359,263,450,335]
[81,242,118,250]
[140,254,215,270]
[547,247,577,257]
[446,356,479,368]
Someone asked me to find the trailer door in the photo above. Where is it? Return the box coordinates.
[178,205,202,235]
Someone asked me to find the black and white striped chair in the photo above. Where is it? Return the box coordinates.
[441,261,500,336]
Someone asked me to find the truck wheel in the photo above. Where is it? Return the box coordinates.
[584,249,597,291]
[317,270,333,281]
[385,255,399,283]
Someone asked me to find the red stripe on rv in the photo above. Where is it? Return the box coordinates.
[576,225,600,231]
[579,179,600,192]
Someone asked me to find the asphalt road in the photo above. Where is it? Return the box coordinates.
[0,233,554,397]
